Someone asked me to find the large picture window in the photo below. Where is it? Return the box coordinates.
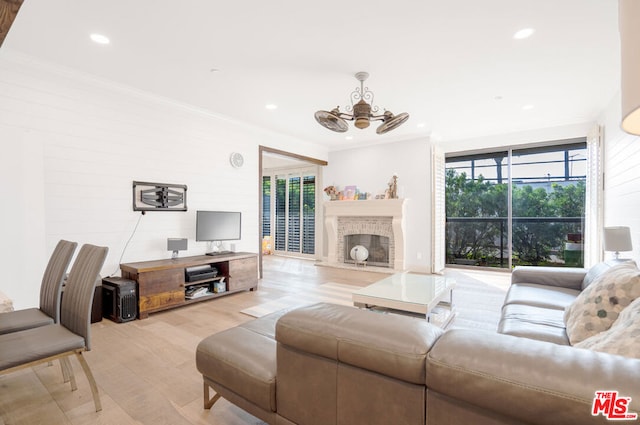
[445,140,587,269]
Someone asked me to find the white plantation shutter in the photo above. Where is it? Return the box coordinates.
[584,125,604,267]
[432,143,446,273]
[271,170,317,256]
[302,175,316,254]
[287,175,301,253]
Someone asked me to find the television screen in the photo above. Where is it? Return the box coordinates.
[196,211,241,242]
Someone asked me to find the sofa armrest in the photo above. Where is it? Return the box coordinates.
[511,266,587,290]
[276,303,444,384]
[427,329,640,425]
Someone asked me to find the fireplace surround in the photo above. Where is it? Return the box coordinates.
[324,199,407,270]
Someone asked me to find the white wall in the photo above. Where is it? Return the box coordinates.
[323,138,432,272]
[599,92,640,261]
[441,122,594,155]
[0,51,328,309]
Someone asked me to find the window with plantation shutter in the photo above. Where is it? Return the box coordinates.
[432,144,445,273]
[275,176,287,251]
[263,168,318,256]
[288,176,301,252]
[262,176,271,237]
[302,175,316,254]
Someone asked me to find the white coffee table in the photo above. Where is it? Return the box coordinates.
[352,272,456,326]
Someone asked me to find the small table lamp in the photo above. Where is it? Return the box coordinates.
[603,226,633,260]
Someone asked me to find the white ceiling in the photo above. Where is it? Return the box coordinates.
[4,0,620,150]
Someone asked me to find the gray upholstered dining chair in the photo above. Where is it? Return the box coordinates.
[0,239,77,334]
[0,244,108,412]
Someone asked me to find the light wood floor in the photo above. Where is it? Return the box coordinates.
[0,257,509,425]
[0,256,385,425]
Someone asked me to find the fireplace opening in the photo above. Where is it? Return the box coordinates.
[344,234,390,267]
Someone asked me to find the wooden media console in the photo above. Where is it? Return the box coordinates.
[120,252,258,319]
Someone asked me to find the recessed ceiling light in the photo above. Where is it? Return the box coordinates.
[265,104,278,110]
[90,33,110,44]
[345,136,353,140]
[513,28,535,40]
[522,104,535,110]
[494,95,503,101]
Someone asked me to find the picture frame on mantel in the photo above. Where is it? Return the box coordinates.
[132,181,187,212]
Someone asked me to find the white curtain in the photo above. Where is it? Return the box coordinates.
[584,124,604,267]
[431,143,446,273]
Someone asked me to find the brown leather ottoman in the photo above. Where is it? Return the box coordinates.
[195,310,286,424]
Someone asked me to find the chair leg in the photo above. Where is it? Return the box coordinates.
[75,351,102,412]
[60,357,77,389]
[60,359,69,382]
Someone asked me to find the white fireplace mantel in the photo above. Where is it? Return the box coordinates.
[324,199,407,270]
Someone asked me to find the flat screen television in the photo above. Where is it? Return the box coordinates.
[196,211,241,255]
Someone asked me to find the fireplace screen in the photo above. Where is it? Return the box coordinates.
[344,234,390,267]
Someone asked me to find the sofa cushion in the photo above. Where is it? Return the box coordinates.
[574,297,640,359]
[511,266,587,290]
[580,261,613,290]
[564,262,640,345]
[276,303,443,385]
[498,304,569,345]
[503,283,580,310]
[427,329,640,425]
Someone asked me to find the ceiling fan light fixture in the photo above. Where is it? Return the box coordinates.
[377,111,410,134]
[315,72,409,135]
[314,108,349,133]
[353,99,371,129]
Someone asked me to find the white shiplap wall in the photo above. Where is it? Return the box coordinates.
[0,51,327,309]
[600,92,640,261]
[324,138,432,272]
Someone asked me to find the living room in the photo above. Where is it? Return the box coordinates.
[1,0,639,424]
[2,0,638,309]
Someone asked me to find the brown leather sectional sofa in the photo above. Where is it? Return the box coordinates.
[196,263,640,425]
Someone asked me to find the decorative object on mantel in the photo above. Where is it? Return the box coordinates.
[343,185,357,200]
[619,0,640,135]
[386,174,399,199]
[314,72,409,134]
[324,185,370,201]
[324,185,338,200]
[132,181,187,212]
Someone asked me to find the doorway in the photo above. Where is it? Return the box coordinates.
[258,146,327,277]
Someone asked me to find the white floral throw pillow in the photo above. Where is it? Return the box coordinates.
[574,297,640,359]
[564,262,640,345]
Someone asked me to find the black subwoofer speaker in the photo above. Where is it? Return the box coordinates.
[102,277,137,323]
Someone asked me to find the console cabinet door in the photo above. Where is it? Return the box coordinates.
[228,256,258,291]
[137,268,184,314]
